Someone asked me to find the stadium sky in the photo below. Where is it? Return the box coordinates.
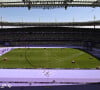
[0,7,100,22]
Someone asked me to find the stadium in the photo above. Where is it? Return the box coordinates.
[0,26,100,69]
[0,25,100,89]
[0,0,100,90]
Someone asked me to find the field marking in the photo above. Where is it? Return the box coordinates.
[0,48,14,56]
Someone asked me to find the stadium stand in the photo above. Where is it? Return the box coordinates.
[0,27,100,49]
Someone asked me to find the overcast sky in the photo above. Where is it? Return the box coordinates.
[0,6,100,22]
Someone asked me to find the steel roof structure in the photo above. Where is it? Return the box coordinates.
[0,0,100,10]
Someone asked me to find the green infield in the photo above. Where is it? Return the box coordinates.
[0,48,100,68]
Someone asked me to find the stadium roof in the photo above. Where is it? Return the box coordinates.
[0,0,100,10]
[0,20,100,27]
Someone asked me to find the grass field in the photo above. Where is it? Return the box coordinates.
[0,48,100,68]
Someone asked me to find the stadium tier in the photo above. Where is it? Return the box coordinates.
[0,27,100,48]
